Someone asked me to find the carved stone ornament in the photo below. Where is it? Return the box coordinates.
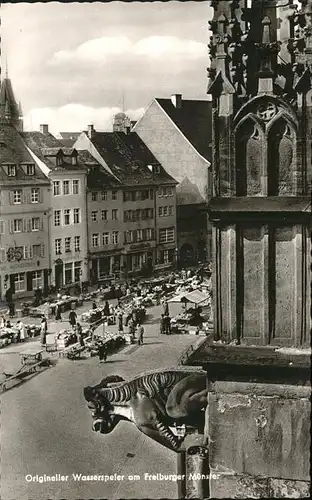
[256,101,277,121]
[84,369,208,452]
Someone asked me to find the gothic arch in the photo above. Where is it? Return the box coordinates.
[267,116,296,196]
[233,94,299,130]
[235,116,264,196]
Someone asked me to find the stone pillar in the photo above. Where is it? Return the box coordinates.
[176,452,186,499]
[185,446,210,499]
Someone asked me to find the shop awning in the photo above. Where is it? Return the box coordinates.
[168,289,210,306]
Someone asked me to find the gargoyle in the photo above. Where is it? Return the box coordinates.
[84,368,208,452]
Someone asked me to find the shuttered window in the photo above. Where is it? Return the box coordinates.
[0,249,6,263]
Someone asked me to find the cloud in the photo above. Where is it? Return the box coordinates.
[23,104,145,134]
[134,36,205,58]
[49,35,206,66]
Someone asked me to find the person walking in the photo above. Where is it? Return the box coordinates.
[76,322,84,346]
[40,317,47,346]
[17,320,27,342]
[55,304,62,321]
[163,300,169,317]
[69,309,77,329]
[164,314,171,335]
[98,342,107,363]
[103,301,110,317]
[160,314,165,335]
[117,312,123,333]
[137,323,144,345]
[128,318,135,338]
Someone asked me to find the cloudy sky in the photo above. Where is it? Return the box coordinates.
[2,1,211,133]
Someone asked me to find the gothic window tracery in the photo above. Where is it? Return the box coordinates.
[235,100,297,197]
[267,118,295,195]
[235,118,263,196]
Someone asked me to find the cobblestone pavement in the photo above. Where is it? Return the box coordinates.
[0,302,204,500]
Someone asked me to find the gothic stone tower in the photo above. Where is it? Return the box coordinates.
[207,0,311,347]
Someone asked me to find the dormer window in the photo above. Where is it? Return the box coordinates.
[56,152,63,167]
[153,165,161,175]
[72,156,77,166]
[26,164,35,176]
[8,165,16,177]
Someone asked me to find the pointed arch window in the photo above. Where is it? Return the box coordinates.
[235,119,264,196]
[267,118,295,196]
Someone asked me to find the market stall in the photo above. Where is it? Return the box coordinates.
[168,290,211,335]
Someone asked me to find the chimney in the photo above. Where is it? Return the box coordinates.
[88,124,94,138]
[171,94,182,108]
[40,124,49,135]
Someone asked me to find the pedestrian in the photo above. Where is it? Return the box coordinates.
[55,304,62,321]
[76,322,84,346]
[117,312,123,333]
[69,309,77,328]
[137,323,144,345]
[57,290,62,300]
[5,287,14,316]
[103,301,110,317]
[163,300,169,317]
[164,314,171,335]
[132,308,137,326]
[40,317,47,346]
[160,314,165,334]
[0,315,6,328]
[17,320,27,342]
[98,342,107,363]
[128,318,135,338]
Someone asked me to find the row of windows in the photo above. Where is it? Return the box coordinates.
[92,231,119,247]
[124,209,154,222]
[8,271,43,292]
[0,244,45,263]
[9,188,41,205]
[123,190,154,202]
[5,185,174,206]
[53,180,80,196]
[158,249,175,265]
[159,227,175,243]
[3,164,35,177]
[158,187,174,197]
[91,209,118,222]
[91,190,117,202]
[54,209,81,226]
[0,218,44,234]
[158,206,174,217]
[124,228,155,244]
[54,236,81,255]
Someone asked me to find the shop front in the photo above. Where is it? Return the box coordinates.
[123,242,154,278]
[90,252,122,284]
[53,258,87,291]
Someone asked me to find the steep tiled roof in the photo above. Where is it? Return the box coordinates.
[155,98,212,162]
[90,131,177,186]
[77,149,120,189]
[22,132,86,172]
[0,123,48,184]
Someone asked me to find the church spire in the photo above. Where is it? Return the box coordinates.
[0,71,23,131]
